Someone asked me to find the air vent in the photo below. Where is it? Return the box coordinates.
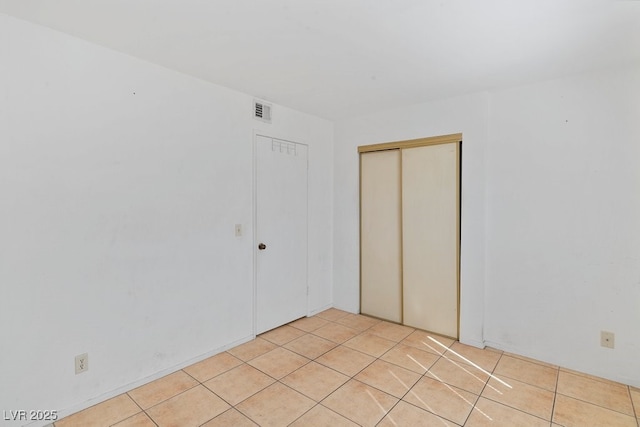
[254,100,272,123]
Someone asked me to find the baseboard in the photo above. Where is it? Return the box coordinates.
[28,334,255,427]
[459,337,485,349]
[308,303,334,316]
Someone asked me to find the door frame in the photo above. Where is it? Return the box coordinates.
[358,133,462,339]
[253,131,310,336]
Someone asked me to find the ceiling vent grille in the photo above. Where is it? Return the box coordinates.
[254,100,272,123]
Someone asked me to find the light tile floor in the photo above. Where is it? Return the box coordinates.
[54,308,640,427]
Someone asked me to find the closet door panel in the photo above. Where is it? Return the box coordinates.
[402,143,458,337]
[360,150,402,322]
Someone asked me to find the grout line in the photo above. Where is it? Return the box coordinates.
[180,368,200,383]
[477,394,556,424]
[558,366,628,387]
[470,395,555,425]
[468,352,560,425]
[138,382,203,412]
[464,352,501,426]
[489,370,557,393]
[309,315,408,425]
[549,364,561,426]
[629,386,640,427]
[125,391,145,413]
[284,403,318,426]
[554,391,638,419]
[116,392,160,427]
[139,409,160,427]
[272,379,319,425]
[365,346,415,425]
[375,334,462,426]
[504,351,559,370]
[317,403,361,426]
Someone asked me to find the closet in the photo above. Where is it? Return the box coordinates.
[359,133,460,338]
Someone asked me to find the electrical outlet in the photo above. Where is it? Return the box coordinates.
[75,353,89,374]
[600,331,615,349]
[235,224,242,237]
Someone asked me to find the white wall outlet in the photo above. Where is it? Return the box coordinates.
[75,353,89,374]
[600,331,615,349]
[235,224,242,237]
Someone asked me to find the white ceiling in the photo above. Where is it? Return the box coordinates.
[1,0,639,120]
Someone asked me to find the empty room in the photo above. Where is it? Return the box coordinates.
[1,1,639,426]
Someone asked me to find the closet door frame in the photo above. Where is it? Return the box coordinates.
[358,133,462,338]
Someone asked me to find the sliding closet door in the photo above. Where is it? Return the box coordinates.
[402,142,459,337]
[360,150,402,323]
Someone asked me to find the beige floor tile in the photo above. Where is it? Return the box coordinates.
[111,412,157,427]
[203,364,274,405]
[630,387,640,417]
[426,357,490,395]
[315,308,351,321]
[559,367,624,387]
[247,347,309,379]
[284,333,337,359]
[343,332,396,357]
[401,329,454,355]
[380,343,440,374]
[259,325,306,346]
[367,321,415,342]
[227,338,277,362]
[236,383,315,427]
[322,379,398,426]
[289,316,329,332]
[334,313,381,332]
[290,405,358,426]
[54,394,140,427]
[403,376,478,426]
[493,355,558,391]
[281,361,350,401]
[504,351,558,369]
[444,342,502,372]
[146,385,229,427]
[465,397,549,427]
[201,408,257,427]
[183,352,242,382]
[481,376,555,421]
[312,322,359,343]
[315,345,375,377]
[378,400,460,427]
[354,359,421,399]
[127,370,198,409]
[557,370,634,416]
[553,394,638,427]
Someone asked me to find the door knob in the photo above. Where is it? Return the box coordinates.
[258,243,266,250]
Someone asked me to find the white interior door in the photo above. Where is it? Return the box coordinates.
[255,135,308,334]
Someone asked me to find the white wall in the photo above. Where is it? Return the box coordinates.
[333,92,490,348]
[484,64,640,387]
[334,63,640,388]
[0,14,333,426]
